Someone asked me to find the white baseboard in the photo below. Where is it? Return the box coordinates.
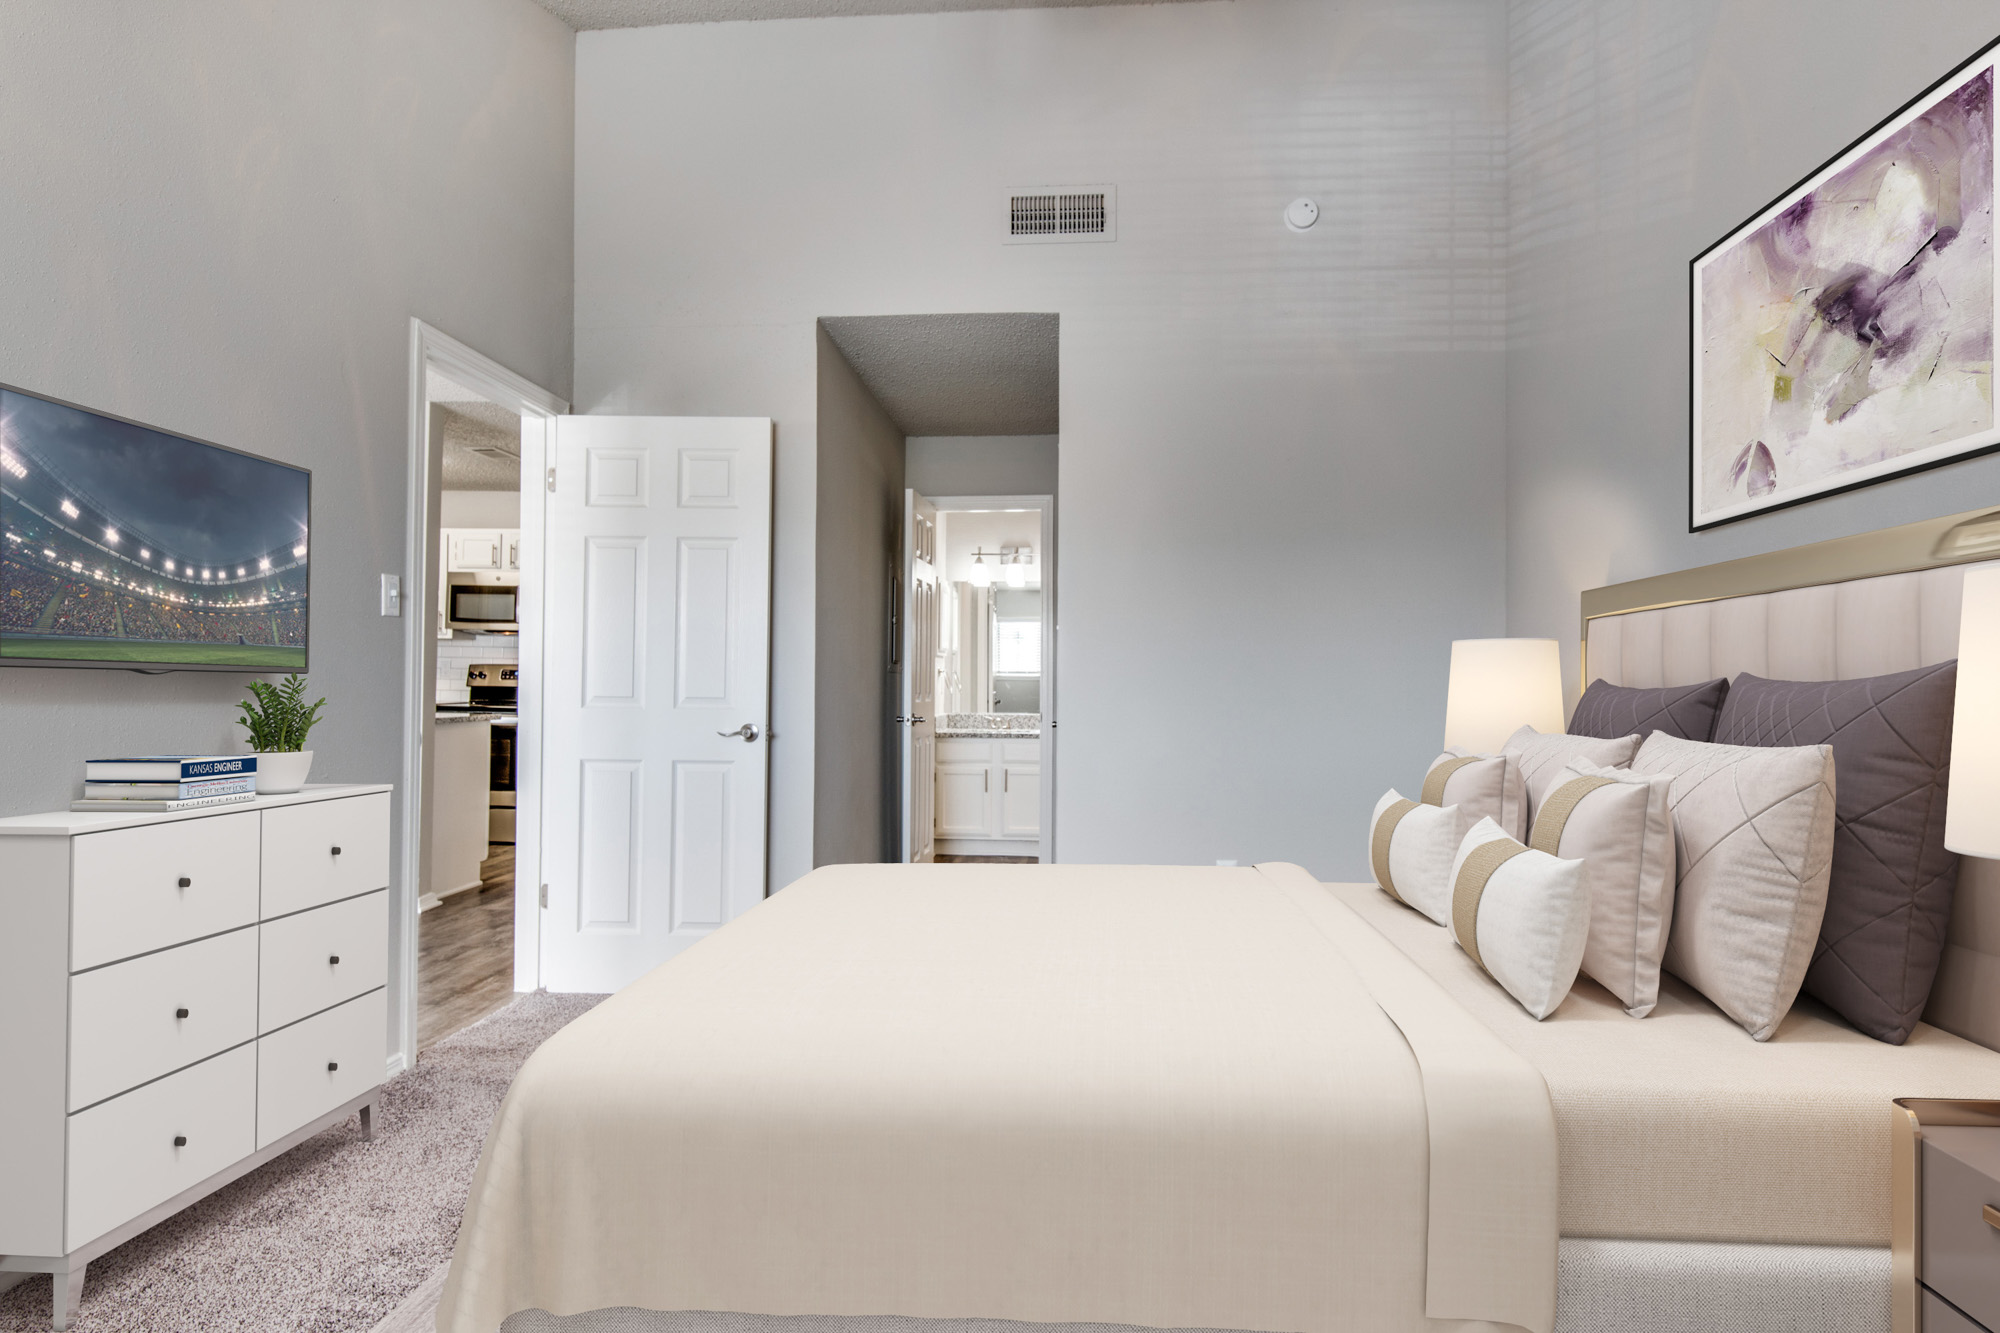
[936,837,1039,858]
[385,1051,408,1079]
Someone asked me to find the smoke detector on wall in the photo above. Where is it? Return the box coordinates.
[1005,185,1116,244]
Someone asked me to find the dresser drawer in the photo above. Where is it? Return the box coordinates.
[66,1043,256,1251]
[256,988,384,1148]
[69,928,258,1111]
[260,793,391,918]
[1924,1289,1990,1333]
[1923,1130,2000,1329]
[71,812,261,970]
[259,890,388,1033]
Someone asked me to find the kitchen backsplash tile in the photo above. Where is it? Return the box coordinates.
[435,637,518,704]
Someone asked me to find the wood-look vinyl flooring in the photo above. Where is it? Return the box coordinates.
[417,846,517,1050]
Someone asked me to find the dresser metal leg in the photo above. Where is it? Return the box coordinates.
[50,1260,85,1331]
[360,1095,376,1142]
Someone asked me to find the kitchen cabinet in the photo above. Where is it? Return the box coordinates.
[444,529,519,574]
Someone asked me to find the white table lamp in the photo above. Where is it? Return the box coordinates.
[1444,638,1565,754]
[1946,566,2000,857]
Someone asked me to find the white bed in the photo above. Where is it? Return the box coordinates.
[442,512,2000,1333]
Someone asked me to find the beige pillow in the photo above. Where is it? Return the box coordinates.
[1370,789,1475,925]
[1531,761,1675,1017]
[1502,725,1642,828]
[1423,749,1528,841]
[1630,733,1838,1041]
[1448,817,1591,1019]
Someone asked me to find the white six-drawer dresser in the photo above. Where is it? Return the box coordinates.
[0,784,392,1331]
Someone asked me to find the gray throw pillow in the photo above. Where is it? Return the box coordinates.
[1570,677,1729,742]
[1711,664,1960,1045]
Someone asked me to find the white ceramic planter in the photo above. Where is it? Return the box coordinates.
[255,750,314,795]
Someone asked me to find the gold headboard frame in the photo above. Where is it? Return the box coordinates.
[1580,505,2000,683]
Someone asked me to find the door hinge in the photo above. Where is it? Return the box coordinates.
[538,883,549,909]
[546,467,556,493]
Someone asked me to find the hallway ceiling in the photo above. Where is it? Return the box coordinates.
[821,312,1057,436]
[537,0,1206,28]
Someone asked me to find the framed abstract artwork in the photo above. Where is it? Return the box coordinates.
[1691,36,1999,530]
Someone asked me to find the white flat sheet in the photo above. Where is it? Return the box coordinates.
[1334,881,2000,1244]
[441,863,1556,1333]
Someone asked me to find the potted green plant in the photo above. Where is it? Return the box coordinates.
[235,674,327,794]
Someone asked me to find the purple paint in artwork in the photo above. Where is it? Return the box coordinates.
[1699,63,1995,518]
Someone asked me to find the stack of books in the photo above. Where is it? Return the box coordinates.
[73,756,260,812]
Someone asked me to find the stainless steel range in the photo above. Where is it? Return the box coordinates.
[438,663,517,844]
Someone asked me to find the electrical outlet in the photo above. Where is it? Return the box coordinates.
[380,574,401,617]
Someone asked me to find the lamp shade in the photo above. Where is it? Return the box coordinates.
[1946,566,2000,856]
[1443,638,1565,754]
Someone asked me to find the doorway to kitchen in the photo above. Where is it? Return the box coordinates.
[399,321,563,1065]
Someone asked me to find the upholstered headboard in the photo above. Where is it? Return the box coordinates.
[1580,510,2000,1052]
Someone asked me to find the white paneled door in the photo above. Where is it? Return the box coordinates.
[901,491,939,863]
[540,416,773,992]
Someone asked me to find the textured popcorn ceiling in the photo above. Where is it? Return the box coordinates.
[428,372,524,491]
[537,0,1203,29]
[820,312,1058,436]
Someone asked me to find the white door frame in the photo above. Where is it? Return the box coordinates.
[928,494,1055,863]
[397,319,566,1072]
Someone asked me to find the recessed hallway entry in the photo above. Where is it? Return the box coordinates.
[814,313,1058,869]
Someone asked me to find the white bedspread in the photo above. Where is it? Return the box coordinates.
[440,863,1557,1333]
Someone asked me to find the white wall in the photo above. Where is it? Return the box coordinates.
[441,490,523,529]
[0,0,573,1059]
[1506,0,2000,701]
[908,435,1058,498]
[942,510,1043,586]
[814,326,906,866]
[576,0,1508,880]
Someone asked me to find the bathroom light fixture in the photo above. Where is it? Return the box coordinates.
[1005,553,1027,588]
[969,552,992,589]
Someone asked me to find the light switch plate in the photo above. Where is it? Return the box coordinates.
[380,574,401,617]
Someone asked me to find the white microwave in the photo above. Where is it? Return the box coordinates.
[447,578,519,632]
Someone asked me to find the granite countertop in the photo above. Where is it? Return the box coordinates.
[936,712,1040,739]
[435,711,516,726]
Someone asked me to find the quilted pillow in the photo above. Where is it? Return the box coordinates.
[1370,789,1475,925]
[1712,664,1959,1045]
[1423,749,1528,841]
[1502,725,1642,828]
[1631,733,1837,1041]
[1570,677,1729,742]
[1448,817,1591,1019]
[1531,761,1676,1017]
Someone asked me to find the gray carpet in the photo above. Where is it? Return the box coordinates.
[0,992,603,1333]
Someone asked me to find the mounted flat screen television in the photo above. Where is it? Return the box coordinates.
[0,384,309,671]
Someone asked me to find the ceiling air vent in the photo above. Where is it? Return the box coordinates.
[1006,185,1116,244]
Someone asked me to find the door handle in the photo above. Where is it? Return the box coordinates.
[717,724,761,742]
[892,716,927,725]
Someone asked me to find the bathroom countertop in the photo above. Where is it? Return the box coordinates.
[936,728,1041,740]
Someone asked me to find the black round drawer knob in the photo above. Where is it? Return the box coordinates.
[173,1135,187,1148]
[330,846,342,856]
[326,1061,339,1072]
[177,877,191,888]
[328,955,341,966]
[175,1007,189,1019]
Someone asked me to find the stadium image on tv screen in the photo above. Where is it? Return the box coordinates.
[1,386,308,669]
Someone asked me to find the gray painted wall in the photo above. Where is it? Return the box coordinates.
[576,0,1509,882]
[907,436,1059,499]
[814,327,906,866]
[1507,0,2000,700]
[0,1,574,1065]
